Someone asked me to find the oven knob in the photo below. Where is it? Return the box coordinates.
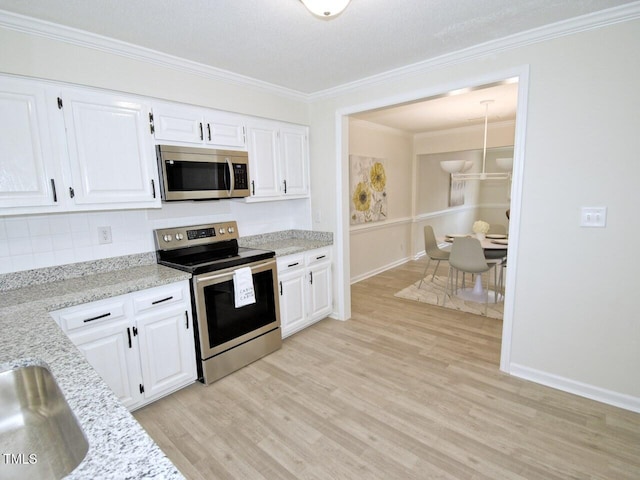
[219,228,225,235]
[227,226,234,234]
[175,233,184,241]
[163,234,173,242]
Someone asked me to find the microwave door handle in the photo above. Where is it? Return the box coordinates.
[226,157,235,198]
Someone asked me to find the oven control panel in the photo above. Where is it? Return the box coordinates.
[154,221,239,250]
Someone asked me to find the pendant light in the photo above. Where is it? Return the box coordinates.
[450,100,511,181]
[300,0,351,18]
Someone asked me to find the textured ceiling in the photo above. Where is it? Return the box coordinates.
[0,0,635,94]
[352,81,520,133]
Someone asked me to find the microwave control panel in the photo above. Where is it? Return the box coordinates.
[233,163,248,190]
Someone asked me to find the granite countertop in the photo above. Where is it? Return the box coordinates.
[239,229,333,256]
[0,259,191,479]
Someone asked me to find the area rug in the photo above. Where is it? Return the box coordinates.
[394,275,503,319]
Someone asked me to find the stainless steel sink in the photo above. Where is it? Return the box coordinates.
[0,365,88,480]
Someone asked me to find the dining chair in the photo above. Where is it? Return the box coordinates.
[443,237,498,316]
[418,225,450,288]
[488,224,507,235]
[485,224,507,292]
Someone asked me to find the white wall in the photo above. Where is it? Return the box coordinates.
[310,18,640,407]
[0,26,312,273]
[348,119,413,282]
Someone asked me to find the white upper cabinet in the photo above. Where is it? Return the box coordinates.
[58,88,160,207]
[152,102,246,149]
[280,125,309,197]
[246,124,280,197]
[0,74,161,216]
[246,119,309,201]
[0,77,61,211]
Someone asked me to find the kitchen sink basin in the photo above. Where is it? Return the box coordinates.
[0,365,88,480]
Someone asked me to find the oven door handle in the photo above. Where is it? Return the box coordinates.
[226,157,235,198]
[195,260,274,284]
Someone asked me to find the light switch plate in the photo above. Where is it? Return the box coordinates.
[580,207,607,227]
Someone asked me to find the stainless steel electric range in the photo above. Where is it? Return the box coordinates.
[154,221,281,384]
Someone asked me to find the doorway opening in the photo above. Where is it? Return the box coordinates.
[335,67,529,372]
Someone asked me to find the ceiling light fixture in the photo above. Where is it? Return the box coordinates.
[300,0,351,18]
[450,100,511,181]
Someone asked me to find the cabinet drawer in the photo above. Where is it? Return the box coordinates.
[305,247,331,266]
[132,283,186,314]
[56,298,128,332]
[277,253,305,272]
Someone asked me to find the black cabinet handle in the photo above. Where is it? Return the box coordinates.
[279,281,283,296]
[151,179,156,199]
[199,122,204,140]
[83,312,110,323]
[69,187,75,198]
[50,179,57,202]
[207,123,211,141]
[287,262,299,268]
[184,310,189,329]
[151,296,173,305]
[310,271,313,285]
[127,327,132,348]
[133,326,138,336]
[316,255,326,260]
[251,180,255,196]
[283,179,287,194]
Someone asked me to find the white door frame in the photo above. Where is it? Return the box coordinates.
[333,65,530,373]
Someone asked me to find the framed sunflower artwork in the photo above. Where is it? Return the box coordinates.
[349,155,388,225]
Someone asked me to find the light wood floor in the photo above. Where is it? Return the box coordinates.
[134,259,640,479]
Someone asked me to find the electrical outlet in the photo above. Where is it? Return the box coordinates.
[98,226,112,244]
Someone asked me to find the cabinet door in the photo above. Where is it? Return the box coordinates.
[69,322,143,410]
[136,308,196,401]
[280,125,309,197]
[0,78,60,210]
[307,261,332,321]
[205,112,246,148]
[152,103,205,144]
[247,124,280,198]
[60,88,160,207]
[278,268,307,338]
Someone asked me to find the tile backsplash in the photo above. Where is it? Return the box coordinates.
[0,199,312,274]
[0,210,152,274]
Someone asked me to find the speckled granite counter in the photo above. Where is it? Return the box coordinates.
[0,256,190,479]
[239,229,333,256]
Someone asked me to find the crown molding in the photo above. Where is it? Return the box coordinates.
[1,3,639,103]
[0,9,309,102]
[307,2,640,101]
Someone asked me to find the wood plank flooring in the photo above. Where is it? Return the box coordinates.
[134,259,640,479]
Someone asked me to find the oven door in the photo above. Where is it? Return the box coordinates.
[193,258,280,360]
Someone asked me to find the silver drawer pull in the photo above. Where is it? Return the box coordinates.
[83,312,111,323]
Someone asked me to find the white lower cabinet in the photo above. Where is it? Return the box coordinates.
[50,280,196,410]
[277,247,332,338]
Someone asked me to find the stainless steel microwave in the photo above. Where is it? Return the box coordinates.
[156,145,250,200]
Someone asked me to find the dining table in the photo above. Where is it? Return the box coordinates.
[440,234,508,303]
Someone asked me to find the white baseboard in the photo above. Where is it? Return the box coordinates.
[350,257,411,284]
[509,363,640,413]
